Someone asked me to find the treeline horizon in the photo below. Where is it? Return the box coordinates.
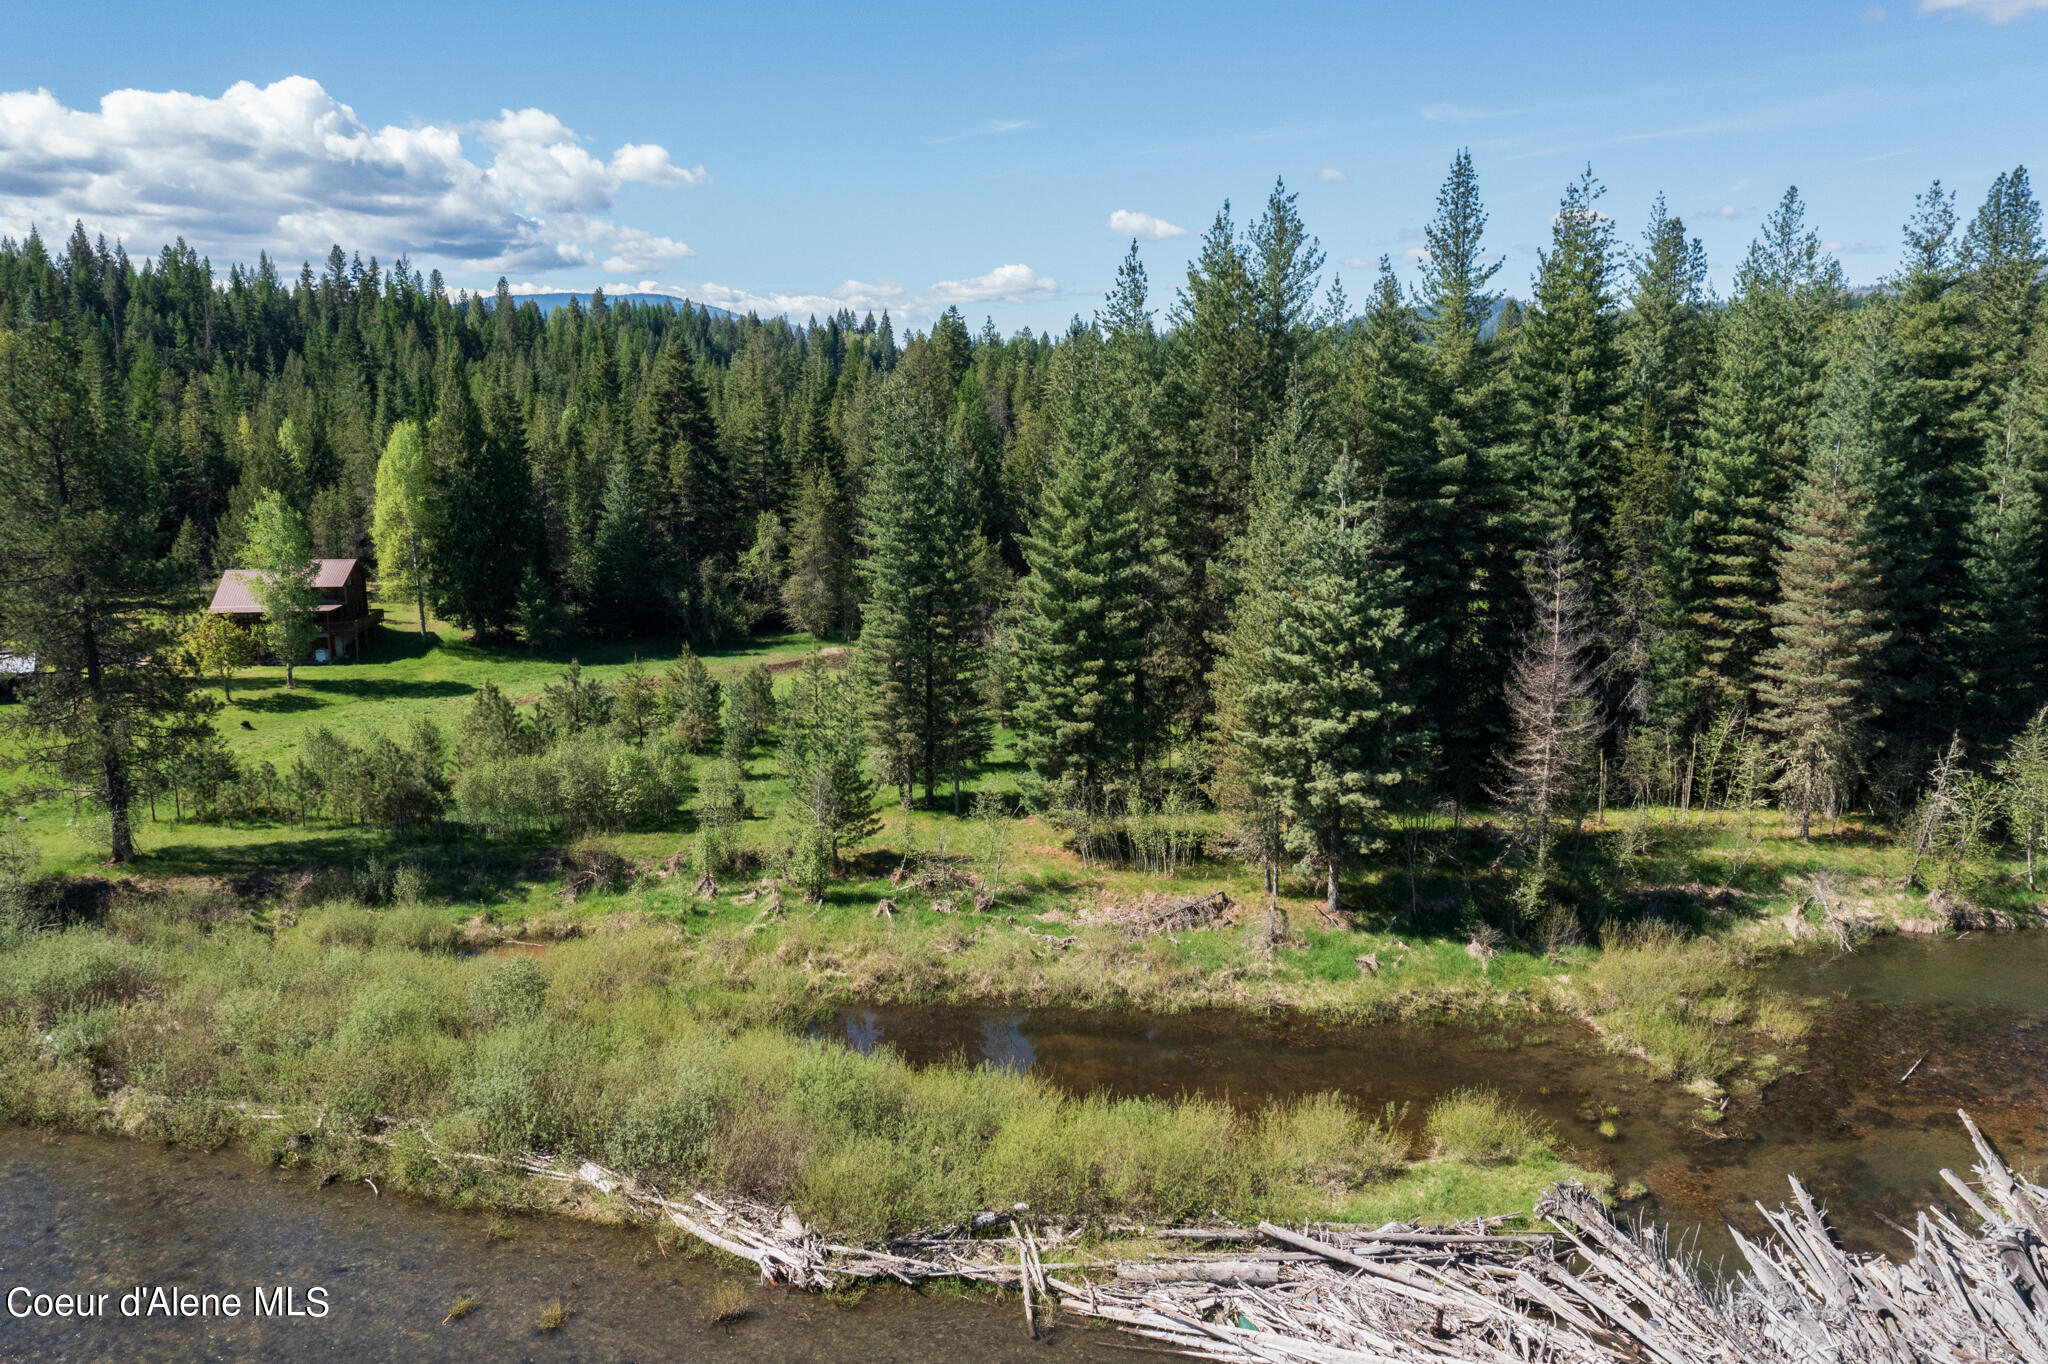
[1,152,2043,914]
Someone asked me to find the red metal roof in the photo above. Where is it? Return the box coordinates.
[209,559,359,614]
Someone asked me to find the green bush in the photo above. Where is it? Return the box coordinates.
[1254,1093,1408,1189]
[304,905,380,950]
[381,904,458,954]
[1425,1089,1556,1165]
[473,958,548,1025]
[0,931,159,1023]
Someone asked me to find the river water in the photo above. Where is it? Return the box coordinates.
[0,1128,1122,1362]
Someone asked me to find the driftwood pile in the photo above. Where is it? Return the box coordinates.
[501,1109,2048,1361]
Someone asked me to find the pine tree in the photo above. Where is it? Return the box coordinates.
[427,367,529,638]
[780,464,855,639]
[1613,198,1711,724]
[1753,444,1890,838]
[858,385,988,810]
[1340,259,1430,490]
[777,651,880,885]
[1100,242,1189,752]
[1960,167,2044,444]
[1498,540,1601,916]
[1013,331,1148,790]
[372,420,432,639]
[1401,148,1514,787]
[587,451,643,634]
[1507,168,1624,580]
[661,644,721,752]
[1813,302,1938,741]
[0,322,214,862]
[638,329,728,632]
[1686,188,1844,714]
[243,489,321,687]
[1212,456,1408,919]
[1959,419,2044,742]
[1885,183,1977,734]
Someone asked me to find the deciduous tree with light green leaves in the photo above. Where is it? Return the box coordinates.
[243,489,321,689]
[185,610,257,701]
[372,420,432,640]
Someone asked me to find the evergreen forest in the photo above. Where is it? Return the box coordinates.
[3,154,2045,931]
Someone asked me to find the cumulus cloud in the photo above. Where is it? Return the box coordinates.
[1107,209,1189,241]
[694,277,906,319]
[0,76,704,276]
[1918,0,2047,18]
[927,263,1057,306]
[1317,168,1346,183]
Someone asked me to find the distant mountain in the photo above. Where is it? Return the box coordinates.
[507,291,734,320]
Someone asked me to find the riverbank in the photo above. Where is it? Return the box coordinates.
[0,893,1605,1250]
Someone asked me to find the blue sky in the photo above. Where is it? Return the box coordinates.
[0,0,2043,331]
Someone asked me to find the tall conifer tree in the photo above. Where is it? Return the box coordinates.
[1613,198,1711,723]
[1013,331,1149,790]
[1754,444,1889,838]
[1685,188,1844,715]
[858,386,987,809]
[1507,168,1624,581]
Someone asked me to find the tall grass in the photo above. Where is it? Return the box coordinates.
[0,901,1598,1240]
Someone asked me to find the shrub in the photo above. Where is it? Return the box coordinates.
[0,931,159,1023]
[382,905,458,954]
[304,905,381,950]
[473,957,548,1026]
[1254,1093,1408,1191]
[1424,1090,1555,1165]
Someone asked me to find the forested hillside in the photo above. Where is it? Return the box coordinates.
[1,155,2042,914]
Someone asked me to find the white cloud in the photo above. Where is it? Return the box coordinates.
[1918,0,2047,19]
[1107,209,1189,241]
[1716,204,1741,218]
[1317,167,1346,183]
[0,76,703,277]
[1402,247,1431,264]
[1342,256,1373,269]
[926,263,1057,306]
[693,278,905,319]
[1860,5,1888,17]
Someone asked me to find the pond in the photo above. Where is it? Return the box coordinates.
[822,930,2048,1266]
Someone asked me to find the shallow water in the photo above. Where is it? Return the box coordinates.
[0,1127,1121,1362]
[823,931,2048,1266]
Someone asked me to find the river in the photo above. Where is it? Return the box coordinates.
[5,930,2043,1357]
[0,1127,1122,1361]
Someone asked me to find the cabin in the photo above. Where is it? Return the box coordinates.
[208,558,381,663]
[0,652,29,701]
